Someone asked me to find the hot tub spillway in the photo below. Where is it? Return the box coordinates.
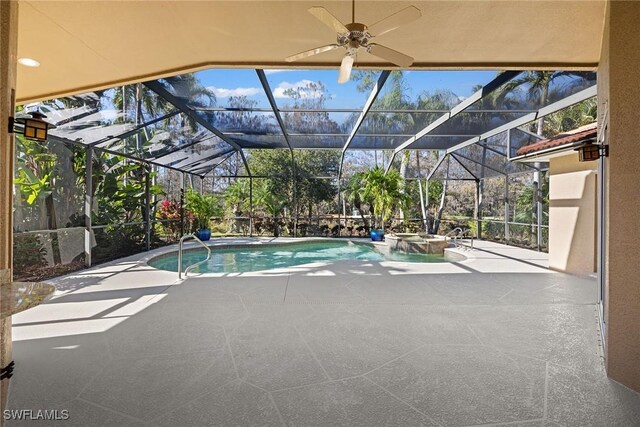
[385,233,450,255]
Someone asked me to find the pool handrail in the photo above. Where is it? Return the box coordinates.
[459,228,475,249]
[444,227,475,249]
[178,233,211,279]
[444,227,463,244]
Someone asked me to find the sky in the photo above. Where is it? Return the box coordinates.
[195,69,499,110]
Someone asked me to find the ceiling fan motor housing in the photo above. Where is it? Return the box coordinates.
[338,22,371,47]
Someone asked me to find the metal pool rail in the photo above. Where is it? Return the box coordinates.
[178,234,211,279]
[445,227,475,249]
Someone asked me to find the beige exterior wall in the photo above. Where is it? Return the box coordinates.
[0,0,18,419]
[599,0,640,393]
[548,153,598,276]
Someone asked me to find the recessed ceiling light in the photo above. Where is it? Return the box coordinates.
[18,58,40,67]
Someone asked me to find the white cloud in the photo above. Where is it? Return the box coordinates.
[264,69,296,75]
[206,86,261,98]
[273,80,323,99]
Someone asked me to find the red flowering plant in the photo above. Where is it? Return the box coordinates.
[156,199,194,241]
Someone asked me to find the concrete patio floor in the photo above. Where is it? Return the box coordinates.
[6,239,640,426]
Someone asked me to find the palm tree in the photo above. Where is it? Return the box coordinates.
[163,74,216,109]
[344,172,370,229]
[360,167,405,231]
[255,182,288,237]
[224,179,250,215]
[113,84,172,125]
[224,179,251,233]
[497,71,595,136]
[543,98,597,136]
[112,74,215,132]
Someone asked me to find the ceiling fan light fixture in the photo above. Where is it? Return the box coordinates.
[338,52,355,83]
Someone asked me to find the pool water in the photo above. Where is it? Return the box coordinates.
[149,240,452,274]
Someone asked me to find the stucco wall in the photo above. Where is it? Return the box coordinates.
[548,153,597,276]
[599,0,640,392]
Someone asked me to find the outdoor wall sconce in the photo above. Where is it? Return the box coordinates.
[577,143,609,162]
[8,111,56,142]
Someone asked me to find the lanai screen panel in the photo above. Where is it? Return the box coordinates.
[198,110,282,136]
[286,111,351,133]
[369,70,498,111]
[288,135,346,150]
[19,69,597,176]
[349,135,404,150]
[266,70,376,112]
[366,70,498,152]
[409,151,445,180]
[165,69,285,148]
[406,135,471,150]
[267,69,376,149]
[97,115,211,159]
[409,72,597,153]
[360,112,446,136]
[507,128,546,159]
[44,84,175,145]
[454,140,542,178]
[149,135,236,171]
[232,134,289,149]
[430,156,476,181]
[27,83,238,175]
[342,150,383,175]
[43,97,134,146]
[180,153,237,176]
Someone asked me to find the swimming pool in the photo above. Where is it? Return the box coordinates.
[149,240,461,274]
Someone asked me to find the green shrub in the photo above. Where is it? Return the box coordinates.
[13,234,47,272]
[184,189,222,230]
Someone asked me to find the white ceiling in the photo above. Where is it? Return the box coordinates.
[16,0,606,104]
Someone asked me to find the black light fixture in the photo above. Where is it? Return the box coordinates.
[9,111,56,142]
[577,143,609,162]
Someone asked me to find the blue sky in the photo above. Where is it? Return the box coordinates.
[195,69,498,110]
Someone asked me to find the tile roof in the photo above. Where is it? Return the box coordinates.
[515,122,597,156]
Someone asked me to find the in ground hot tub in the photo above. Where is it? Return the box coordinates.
[385,233,450,255]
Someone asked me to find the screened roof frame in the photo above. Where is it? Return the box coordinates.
[27,68,597,180]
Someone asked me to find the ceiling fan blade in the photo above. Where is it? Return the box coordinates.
[338,54,355,84]
[367,6,422,37]
[285,44,343,62]
[308,7,349,33]
[367,44,414,67]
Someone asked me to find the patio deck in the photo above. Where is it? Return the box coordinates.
[6,239,640,426]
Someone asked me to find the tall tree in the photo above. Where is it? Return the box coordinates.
[294,150,339,220]
[360,167,405,231]
[254,180,288,237]
[281,81,340,135]
[344,172,370,229]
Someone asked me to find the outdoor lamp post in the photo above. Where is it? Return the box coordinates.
[9,111,56,142]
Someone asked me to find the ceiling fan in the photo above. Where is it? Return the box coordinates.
[285,0,422,83]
